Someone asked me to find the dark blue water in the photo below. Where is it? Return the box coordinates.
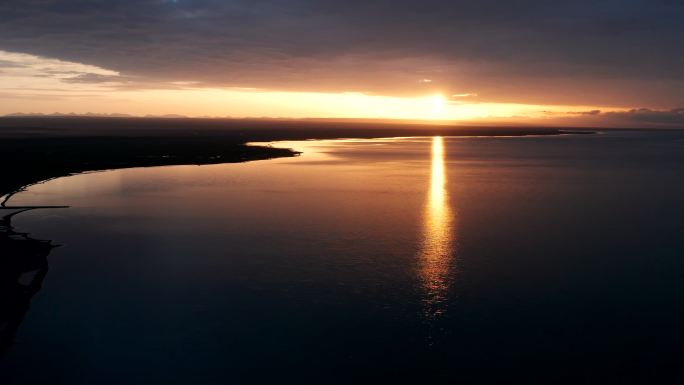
[2,130,684,384]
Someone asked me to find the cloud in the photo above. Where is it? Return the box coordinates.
[0,50,119,81]
[558,108,684,128]
[60,73,126,84]
[605,108,684,125]
[0,1,682,106]
[0,50,126,104]
[0,59,26,69]
[569,109,602,115]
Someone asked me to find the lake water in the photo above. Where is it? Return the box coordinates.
[2,131,684,383]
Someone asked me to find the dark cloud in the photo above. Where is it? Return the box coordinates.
[604,108,684,126]
[0,0,683,106]
[570,110,602,116]
[560,108,684,128]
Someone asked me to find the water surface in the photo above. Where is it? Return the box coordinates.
[2,131,684,383]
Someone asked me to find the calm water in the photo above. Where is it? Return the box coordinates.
[2,131,684,383]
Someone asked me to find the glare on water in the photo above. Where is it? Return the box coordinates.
[418,136,456,320]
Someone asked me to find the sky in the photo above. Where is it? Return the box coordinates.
[1,0,683,127]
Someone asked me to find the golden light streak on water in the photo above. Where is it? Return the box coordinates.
[419,136,455,320]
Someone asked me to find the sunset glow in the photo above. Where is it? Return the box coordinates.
[0,49,657,125]
[0,0,682,128]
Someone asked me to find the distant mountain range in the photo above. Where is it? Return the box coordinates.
[2,112,192,118]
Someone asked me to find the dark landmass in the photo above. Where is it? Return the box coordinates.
[0,117,585,198]
[0,135,297,203]
[0,208,54,354]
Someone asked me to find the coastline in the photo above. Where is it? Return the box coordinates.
[0,117,586,199]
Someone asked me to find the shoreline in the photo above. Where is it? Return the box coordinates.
[0,117,589,199]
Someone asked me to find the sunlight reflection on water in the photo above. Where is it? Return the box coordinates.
[418,136,456,321]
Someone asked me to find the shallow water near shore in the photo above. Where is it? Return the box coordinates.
[2,130,684,383]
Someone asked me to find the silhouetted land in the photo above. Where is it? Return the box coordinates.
[0,209,54,354]
[0,117,583,197]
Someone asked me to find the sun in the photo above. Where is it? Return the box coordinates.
[430,94,447,116]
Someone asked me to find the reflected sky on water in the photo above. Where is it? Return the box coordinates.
[3,131,684,383]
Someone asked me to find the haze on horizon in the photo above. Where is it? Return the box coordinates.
[1,0,683,128]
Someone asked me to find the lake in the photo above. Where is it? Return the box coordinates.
[2,130,684,383]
